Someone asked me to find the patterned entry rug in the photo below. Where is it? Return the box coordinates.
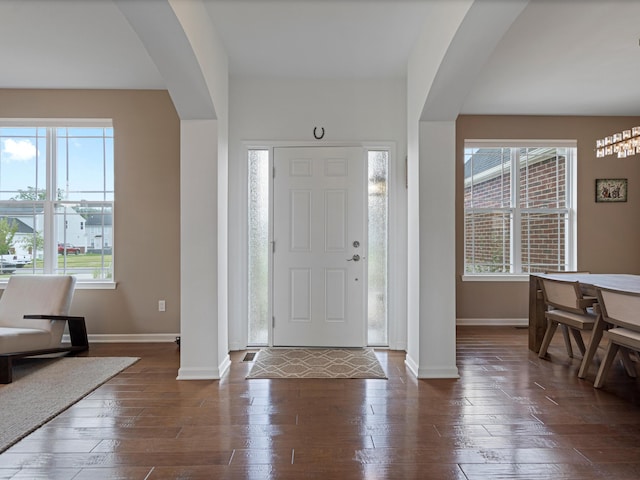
[246,348,387,379]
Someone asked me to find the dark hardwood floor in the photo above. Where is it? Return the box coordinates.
[1,326,640,479]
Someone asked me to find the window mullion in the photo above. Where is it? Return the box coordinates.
[43,128,56,274]
[469,154,475,270]
[511,148,521,274]
[567,148,576,270]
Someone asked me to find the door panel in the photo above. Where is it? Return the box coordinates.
[290,190,311,252]
[289,268,311,322]
[273,146,365,347]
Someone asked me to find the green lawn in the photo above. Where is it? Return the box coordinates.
[25,253,113,269]
[56,253,112,268]
[0,253,113,279]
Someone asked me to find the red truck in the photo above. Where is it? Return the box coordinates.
[58,243,81,255]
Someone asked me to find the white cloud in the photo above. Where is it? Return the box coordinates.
[1,138,37,162]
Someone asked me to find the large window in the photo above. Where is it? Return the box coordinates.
[464,141,576,275]
[0,120,114,281]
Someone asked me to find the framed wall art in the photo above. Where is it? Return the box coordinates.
[595,178,627,203]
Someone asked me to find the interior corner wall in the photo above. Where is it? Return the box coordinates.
[0,89,181,338]
[160,0,230,377]
[417,121,458,378]
[179,118,229,379]
[405,118,420,372]
[217,112,229,372]
[456,115,640,320]
[227,77,408,350]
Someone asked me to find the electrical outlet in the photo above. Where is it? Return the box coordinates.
[158,300,166,312]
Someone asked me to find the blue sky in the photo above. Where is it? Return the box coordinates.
[0,127,113,202]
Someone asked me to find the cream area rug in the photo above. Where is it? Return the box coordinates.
[246,348,387,379]
[0,356,139,453]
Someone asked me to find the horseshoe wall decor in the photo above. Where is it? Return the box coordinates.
[313,127,325,140]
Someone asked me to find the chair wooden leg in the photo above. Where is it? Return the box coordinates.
[594,342,620,388]
[570,328,586,356]
[578,316,605,379]
[538,320,558,359]
[561,325,574,358]
[620,347,637,378]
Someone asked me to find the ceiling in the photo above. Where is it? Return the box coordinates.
[203,0,434,79]
[0,0,639,116]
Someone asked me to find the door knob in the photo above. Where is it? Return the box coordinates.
[347,254,360,262]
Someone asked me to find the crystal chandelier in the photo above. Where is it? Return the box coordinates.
[596,127,640,158]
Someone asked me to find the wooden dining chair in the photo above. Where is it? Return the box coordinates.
[593,287,640,388]
[538,278,598,359]
[543,271,593,358]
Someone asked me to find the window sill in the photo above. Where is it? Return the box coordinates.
[75,281,117,290]
[462,274,530,282]
[0,280,117,290]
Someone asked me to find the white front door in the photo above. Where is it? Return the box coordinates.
[273,146,366,347]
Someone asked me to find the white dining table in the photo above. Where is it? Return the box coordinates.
[529,273,640,378]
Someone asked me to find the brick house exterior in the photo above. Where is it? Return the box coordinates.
[464,147,568,273]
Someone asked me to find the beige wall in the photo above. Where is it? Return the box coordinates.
[456,115,640,319]
[5,96,638,332]
[0,89,181,335]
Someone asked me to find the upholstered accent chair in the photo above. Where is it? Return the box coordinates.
[0,275,87,383]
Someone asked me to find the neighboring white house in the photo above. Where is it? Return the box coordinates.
[84,213,113,253]
[56,207,87,251]
[0,204,113,257]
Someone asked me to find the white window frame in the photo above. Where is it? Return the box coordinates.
[0,118,115,288]
[462,139,577,282]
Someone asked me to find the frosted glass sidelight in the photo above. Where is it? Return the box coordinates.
[368,151,388,346]
[248,150,270,345]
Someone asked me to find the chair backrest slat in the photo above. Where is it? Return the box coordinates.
[541,278,585,314]
[597,288,640,330]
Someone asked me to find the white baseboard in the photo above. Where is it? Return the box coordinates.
[416,365,460,379]
[388,341,407,351]
[64,323,526,348]
[176,354,231,381]
[456,318,528,327]
[63,333,180,343]
[218,354,231,377]
[176,366,220,380]
[404,355,460,379]
[404,355,419,378]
